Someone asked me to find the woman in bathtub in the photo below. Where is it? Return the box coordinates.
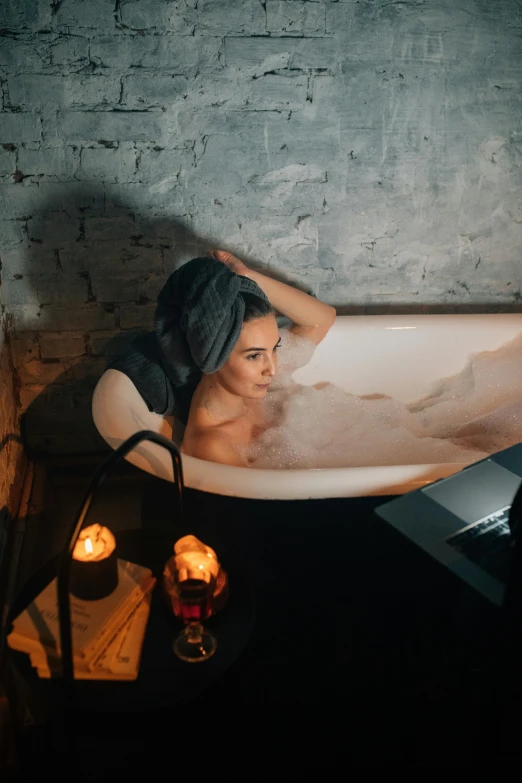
[178,251,336,466]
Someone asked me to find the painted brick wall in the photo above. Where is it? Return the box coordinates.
[1,0,521,452]
[0,293,22,515]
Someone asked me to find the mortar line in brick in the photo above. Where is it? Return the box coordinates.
[225,34,331,42]
[306,74,313,103]
[110,107,164,114]
[251,66,331,79]
[83,332,92,356]
[74,272,94,305]
[261,0,267,30]
[113,0,121,20]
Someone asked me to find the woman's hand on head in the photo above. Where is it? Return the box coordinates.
[210,250,250,278]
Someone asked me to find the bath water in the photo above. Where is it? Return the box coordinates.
[245,330,522,470]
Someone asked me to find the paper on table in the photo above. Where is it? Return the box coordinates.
[32,583,155,681]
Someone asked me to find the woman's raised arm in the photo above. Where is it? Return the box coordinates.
[212,250,336,345]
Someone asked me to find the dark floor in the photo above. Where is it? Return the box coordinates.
[5,454,522,772]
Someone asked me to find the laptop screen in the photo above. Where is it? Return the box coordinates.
[422,459,521,525]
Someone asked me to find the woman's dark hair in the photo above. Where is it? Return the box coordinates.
[241,292,275,323]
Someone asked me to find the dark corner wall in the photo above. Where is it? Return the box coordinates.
[0,290,23,519]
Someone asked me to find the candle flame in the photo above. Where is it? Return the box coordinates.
[85,537,93,555]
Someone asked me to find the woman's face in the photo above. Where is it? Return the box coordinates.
[213,314,280,399]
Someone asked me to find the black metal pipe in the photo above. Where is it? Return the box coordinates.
[57,430,184,684]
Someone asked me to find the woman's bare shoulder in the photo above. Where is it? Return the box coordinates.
[182,428,247,467]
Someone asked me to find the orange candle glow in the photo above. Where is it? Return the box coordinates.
[72,524,116,563]
[71,523,118,601]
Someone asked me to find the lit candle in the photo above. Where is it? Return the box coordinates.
[173,535,220,584]
[70,523,118,601]
[163,535,229,619]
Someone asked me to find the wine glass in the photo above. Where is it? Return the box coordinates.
[163,536,227,663]
[169,573,217,663]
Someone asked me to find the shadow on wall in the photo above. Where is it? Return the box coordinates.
[12,184,326,458]
[10,183,522,459]
[20,334,122,459]
[9,184,206,457]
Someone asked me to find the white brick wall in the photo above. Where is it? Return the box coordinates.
[0,112,42,143]
[266,2,326,36]
[119,0,197,34]
[78,148,138,183]
[8,75,122,109]
[224,36,336,69]
[52,112,164,143]
[1,0,521,454]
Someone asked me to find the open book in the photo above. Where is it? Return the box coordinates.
[31,585,155,680]
[8,559,154,671]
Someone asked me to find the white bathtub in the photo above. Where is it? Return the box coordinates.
[92,314,522,499]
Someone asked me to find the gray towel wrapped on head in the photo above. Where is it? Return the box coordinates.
[109,256,270,423]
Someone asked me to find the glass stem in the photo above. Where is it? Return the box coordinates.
[186,622,203,644]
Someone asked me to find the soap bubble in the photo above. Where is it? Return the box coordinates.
[246,330,522,470]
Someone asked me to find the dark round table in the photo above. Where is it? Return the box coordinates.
[8,528,255,715]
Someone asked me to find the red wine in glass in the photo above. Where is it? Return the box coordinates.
[170,576,217,663]
[173,578,213,623]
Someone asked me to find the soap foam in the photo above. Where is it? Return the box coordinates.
[245,330,522,470]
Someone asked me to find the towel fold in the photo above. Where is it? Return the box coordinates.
[109,257,270,423]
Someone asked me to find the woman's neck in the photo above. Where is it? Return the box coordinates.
[192,374,251,425]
